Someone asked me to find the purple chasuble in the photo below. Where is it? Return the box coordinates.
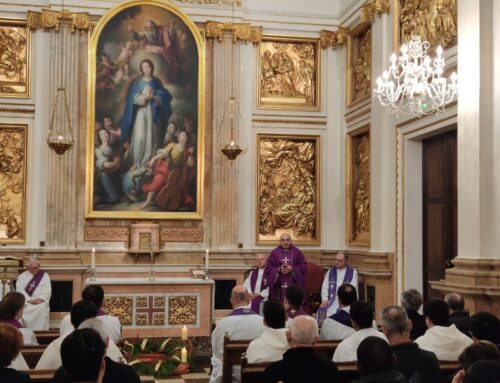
[228,307,258,316]
[264,245,307,304]
[0,319,23,329]
[317,266,354,325]
[286,307,307,319]
[249,268,266,313]
[24,270,46,297]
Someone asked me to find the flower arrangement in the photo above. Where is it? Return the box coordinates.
[122,337,192,378]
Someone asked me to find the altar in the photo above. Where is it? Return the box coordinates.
[87,278,214,338]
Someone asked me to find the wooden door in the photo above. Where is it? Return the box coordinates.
[422,129,457,299]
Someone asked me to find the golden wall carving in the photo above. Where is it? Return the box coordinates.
[257,134,320,245]
[395,0,457,49]
[104,296,133,326]
[361,0,390,23]
[320,28,348,50]
[0,124,27,243]
[27,10,90,33]
[205,21,262,44]
[346,126,370,246]
[84,226,203,242]
[168,296,197,324]
[160,227,203,242]
[0,19,30,98]
[258,37,320,110]
[347,25,372,106]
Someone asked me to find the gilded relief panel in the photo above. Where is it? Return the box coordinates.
[257,134,320,245]
[0,19,30,98]
[395,0,457,49]
[346,126,370,246]
[168,295,197,324]
[0,124,27,243]
[258,37,320,111]
[347,25,371,106]
[104,296,133,326]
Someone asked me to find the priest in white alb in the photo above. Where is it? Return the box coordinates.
[16,256,51,330]
[210,285,264,383]
[243,253,269,315]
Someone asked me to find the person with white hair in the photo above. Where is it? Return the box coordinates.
[263,315,339,382]
[16,255,51,330]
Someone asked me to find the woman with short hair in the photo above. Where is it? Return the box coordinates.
[0,323,31,382]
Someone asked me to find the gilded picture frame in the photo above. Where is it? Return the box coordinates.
[0,19,31,99]
[0,124,27,243]
[257,36,321,111]
[345,125,370,246]
[393,0,457,52]
[346,23,372,107]
[256,134,320,245]
[85,0,205,219]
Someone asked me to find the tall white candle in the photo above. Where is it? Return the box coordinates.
[205,249,209,270]
[181,347,187,363]
[91,247,96,269]
[181,325,188,340]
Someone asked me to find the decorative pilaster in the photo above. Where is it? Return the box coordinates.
[45,27,83,248]
[210,35,241,249]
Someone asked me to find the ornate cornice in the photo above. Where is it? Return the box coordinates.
[320,28,348,50]
[360,0,390,24]
[205,21,262,44]
[27,9,90,33]
[84,226,203,243]
[177,0,241,4]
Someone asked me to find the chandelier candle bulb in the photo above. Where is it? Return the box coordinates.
[181,347,187,363]
[181,325,188,340]
[91,247,95,269]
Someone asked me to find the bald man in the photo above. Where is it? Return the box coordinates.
[264,233,307,304]
[16,256,51,330]
[263,315,339,383]
[243,254,269,314]
[209,285,264,383]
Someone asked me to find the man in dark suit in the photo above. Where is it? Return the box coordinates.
[263,315,339,383]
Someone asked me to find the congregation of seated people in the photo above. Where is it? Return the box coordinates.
[1,279,500,383]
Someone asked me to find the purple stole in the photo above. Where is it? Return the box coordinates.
[249,268,266,313]
[228,307,258,316]
[0,319,23,329]
[24,270,46,297]
[329,309,352,328]
[97,308,107,316]
[286,307,307,319]
[317,266,354,326]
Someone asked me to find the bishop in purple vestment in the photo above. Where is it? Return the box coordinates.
[264,233,307,304]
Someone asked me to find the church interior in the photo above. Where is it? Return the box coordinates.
[0,0,499,381]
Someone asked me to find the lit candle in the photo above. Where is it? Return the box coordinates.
[205,249,209,270]
[91,247,95,270]
[181,347,187,363]
[56,135,63,143]
[181,325,188,340]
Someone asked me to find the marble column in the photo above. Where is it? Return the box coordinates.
[431,0,500,314]
[210,35,241,249]
[45,27,83,248]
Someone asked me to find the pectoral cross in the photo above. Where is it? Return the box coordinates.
[282,256,290,265]
[28,281,37,291]
[290,308,296,315]
[281,283,289,289]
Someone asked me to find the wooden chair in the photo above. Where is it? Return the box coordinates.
[303,262,324,315]
[34,330,59,345]
[26,369,56,383]
[21,345,46,369]
[223,334,340,383]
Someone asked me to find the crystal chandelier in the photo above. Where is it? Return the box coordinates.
[374,35,457,117]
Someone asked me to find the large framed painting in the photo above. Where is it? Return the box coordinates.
[0,124,27,243]
[256,134,320,245]
[345,125,370,246]
[86,0,205,219]
[257,36,320,111]
[0,19,31,98]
